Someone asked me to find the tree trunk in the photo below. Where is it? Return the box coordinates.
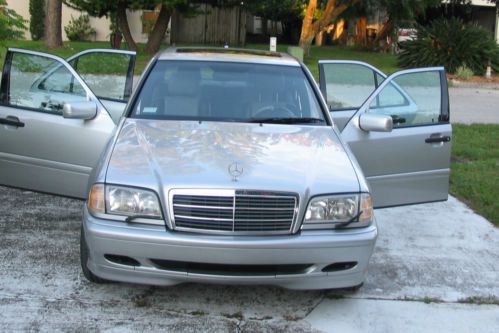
[374,19,394,44]
[356,17,367,46]
[298,0,359,57]
[330,23,338,43]
[44,0,62,48]
[110,32,123,49]
[298,34,315,57]
[261,17,268,37]
[315,31,324,46]
[299,0,317,57]
[117,1,137,51]
[272,21,277,36]
[144,5,172,54]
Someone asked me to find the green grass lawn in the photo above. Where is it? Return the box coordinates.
[1,40,496,225]
[0,40,155,75]
[244,43,399,79]
[450,124,499,225]
[1,40,400,79]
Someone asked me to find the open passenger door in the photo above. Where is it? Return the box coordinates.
[67,49,136,122]
[319,61,452,208]
[0,48,135,198]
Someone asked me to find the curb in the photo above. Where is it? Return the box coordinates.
[450,80,499,90]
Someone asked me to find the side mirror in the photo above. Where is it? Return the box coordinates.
[63,101,97,120]
[359,113,393,132]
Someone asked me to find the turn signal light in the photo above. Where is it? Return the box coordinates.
[88,184,105,213]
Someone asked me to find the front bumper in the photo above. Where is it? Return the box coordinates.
[83,207,378,290]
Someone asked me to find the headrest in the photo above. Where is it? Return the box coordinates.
[168,70,200,96]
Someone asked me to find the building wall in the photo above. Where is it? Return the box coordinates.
[246,16,283,35]
[472,6,497,33]
[6,0,152,43]
[126,10,151,44]
[470,0,496,7]
[449,0,499,43]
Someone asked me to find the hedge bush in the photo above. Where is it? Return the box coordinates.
[64,15,96,42]
[29,0,45,41]
[398,18,499,75]
[455,65,473,80]
[0,0,26,40]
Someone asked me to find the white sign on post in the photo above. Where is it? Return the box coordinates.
[270,37,277,52]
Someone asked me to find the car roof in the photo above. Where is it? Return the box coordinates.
[157,47,301,67]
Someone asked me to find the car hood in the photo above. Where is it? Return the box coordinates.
[106,119,360,197]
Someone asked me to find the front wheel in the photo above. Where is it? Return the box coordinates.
[80,225,109,284]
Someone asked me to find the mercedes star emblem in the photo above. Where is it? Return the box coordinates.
[228,162,243,182]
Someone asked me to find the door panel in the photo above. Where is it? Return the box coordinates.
[67,49,136,121]
[0,49,116,198]
[340,68,452,208]
[318,60,386,131]
[100,99,130,123]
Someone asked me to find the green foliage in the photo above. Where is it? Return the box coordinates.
[63,0,118,17]
[375,0,440,25]
[109,11,120,33]
[64,0,190,17]
[244,0,303,22]
[398,18,499,75]
[0,0,27,40]
[455,65,473,80]
[29,0,46,40]
[450,124,499,225]
[64,15,96,41]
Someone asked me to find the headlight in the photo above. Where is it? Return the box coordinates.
[303,193,373,229]
[88,184,162,220]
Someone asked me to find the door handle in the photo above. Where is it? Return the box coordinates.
[425,135,451,144]
[0,116,25,128]
[391,115,406,125]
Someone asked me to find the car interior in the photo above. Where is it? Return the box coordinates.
[134,61,323,122]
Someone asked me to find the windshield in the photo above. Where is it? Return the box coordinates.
[130,60,326,124]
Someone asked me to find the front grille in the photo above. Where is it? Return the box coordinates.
[170,190,298,234]
[150,259,312,276]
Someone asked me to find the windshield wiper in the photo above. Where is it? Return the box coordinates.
[248,117,325,124]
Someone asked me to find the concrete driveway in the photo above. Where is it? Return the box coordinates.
[0,186,498,332]
[1,83,497,332]
[449,86,499,124]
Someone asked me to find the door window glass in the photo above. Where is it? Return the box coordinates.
[321,63,377,110]
[7,53,88,114]
[69,52,133,102]
[373,82,408,108]
[369,71,442,127]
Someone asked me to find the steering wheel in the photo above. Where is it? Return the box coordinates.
[252,104,298,119]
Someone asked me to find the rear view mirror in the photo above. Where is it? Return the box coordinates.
[359,113,393,132]
[63,101,97,120]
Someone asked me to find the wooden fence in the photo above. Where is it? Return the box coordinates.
[170,5,246,46]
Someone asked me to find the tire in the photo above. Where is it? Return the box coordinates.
[347,282,364,292]
[80,225,109,284]
[326,282,364,294]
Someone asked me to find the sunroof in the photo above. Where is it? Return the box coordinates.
[176,48,282,58]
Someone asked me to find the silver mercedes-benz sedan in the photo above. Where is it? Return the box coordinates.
[0,47,452,290]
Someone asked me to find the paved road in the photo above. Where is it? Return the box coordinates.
[1,77,498,333]
[0,186,497,332]
[449,87,499,124]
